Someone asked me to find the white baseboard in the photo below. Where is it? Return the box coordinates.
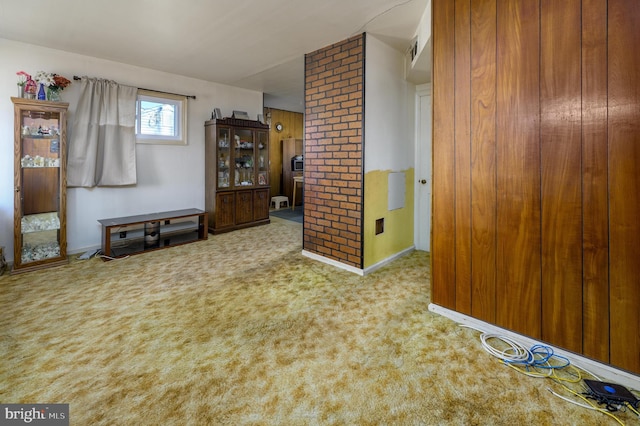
[301,250,364,275]
[301,246,415,276]
[428,303,640,391]
[363,246,415,275]
[69,245,102,256]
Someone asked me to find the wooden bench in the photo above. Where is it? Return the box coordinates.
[98,208,208,260]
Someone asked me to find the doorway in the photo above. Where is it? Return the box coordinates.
[415,84,432,251]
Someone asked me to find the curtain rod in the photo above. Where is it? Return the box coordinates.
[73,76,196,100]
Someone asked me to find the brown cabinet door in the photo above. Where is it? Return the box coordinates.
[235,190,253,224]
[253,188,270,221]
[215,192,235,229]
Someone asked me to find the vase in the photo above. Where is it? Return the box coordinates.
[47,87,61,102]
[37,84,46,100]
[18,85,25,98]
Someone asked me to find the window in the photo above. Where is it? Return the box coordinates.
[135,90,188,145]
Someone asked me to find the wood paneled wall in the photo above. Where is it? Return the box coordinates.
[265,108,304,198]
[432,0,640,374]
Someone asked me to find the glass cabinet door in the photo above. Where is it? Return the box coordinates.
[12,98,68,272]
[256,131,269,186]
[234,128,254,187]
[217,127,231,189]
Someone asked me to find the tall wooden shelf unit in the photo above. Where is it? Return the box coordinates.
[11,97,68,274]
[205,118,270,234]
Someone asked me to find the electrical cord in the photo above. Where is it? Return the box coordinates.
[478,332,533,364]
[627,402,640,418]
[461,325,634,425]
[548,386,626,426]
[97,253,129,261]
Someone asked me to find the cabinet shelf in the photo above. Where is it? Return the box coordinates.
[21,212,61,234]
[21,134,60,140]
[21,241,61,263]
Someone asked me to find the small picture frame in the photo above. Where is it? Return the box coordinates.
[213,108,222,119]
[257,113,264,123]
[50,139,59,153]
[258,172,267,185]
[232,110,250,120]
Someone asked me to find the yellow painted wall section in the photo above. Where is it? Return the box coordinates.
[363,169,415,268]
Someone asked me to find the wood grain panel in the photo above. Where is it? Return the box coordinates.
[454,0,473,315]
[495,0,541,338]
[539,0,583,352]
[581,0,609,363]
[470,0,497,323]
[431,0,457,309]
[608,0,640,373]
[267,108,304,198]
[22,169,60,215]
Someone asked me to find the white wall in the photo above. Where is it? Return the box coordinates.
[364,35,415,173]
[0,38,263,262]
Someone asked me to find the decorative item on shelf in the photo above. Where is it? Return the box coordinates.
[16,71,29,98]
[37,83,46,100]
[232,110,250,120]
[34,71,71,102]
[24,78,37,99]
[47,87,61,102]
[144,221,160,249]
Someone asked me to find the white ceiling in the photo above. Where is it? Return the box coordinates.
[0,0,430,112]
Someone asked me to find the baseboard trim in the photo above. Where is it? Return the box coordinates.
[363,246,415,275]
[301,247,416,276]
[301,250,364,275]
[428,303,640,390]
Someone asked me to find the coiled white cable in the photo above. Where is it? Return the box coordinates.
[479,332,532,364]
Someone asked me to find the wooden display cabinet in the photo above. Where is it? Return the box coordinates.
[205,118,270,233]
[11,98,69,274]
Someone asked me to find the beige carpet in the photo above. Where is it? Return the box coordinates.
[0,217,635,425]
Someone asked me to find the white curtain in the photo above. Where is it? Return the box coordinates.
[67,77,138,187]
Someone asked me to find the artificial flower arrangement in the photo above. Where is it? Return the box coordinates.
[34,71,71,91]
[17,70,73,101]
[16,70,29,87]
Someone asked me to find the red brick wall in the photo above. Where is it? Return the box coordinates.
[303,34,365,268]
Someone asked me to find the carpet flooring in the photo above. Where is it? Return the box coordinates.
[0,217,636,425]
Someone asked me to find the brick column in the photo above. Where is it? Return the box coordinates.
[303,34,365,268]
